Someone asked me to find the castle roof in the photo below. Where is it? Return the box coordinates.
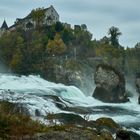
[1,20,8,29]
[17,5,58,22]
[15,7,50,23]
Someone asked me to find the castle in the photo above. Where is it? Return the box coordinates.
[0,5,59,35]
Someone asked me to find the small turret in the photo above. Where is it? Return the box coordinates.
[1,20,8,30]
[0,20,8,37]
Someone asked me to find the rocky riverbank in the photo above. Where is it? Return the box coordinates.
[1,100,140,140]
[135,73,140,104]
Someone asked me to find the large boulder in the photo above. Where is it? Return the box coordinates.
[135,73,140,104]
[93,64,129,103]
[116,130,131,140]
[46,113,87,126]
[95,117,120,130]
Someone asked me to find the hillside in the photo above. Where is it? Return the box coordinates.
[0,7,140,85]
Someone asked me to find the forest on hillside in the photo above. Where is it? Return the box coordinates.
[0,8,140,82]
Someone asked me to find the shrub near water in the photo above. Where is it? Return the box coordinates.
[0,114,47,139]
[0,101,47,139]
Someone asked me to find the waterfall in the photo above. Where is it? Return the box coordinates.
[0,73,140,135]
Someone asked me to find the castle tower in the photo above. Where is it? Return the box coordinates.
[0,20,8,36]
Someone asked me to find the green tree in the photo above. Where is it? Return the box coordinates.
[31,8,45,28]
[0,32,18,64]
[61,29,74,44]
[45,25,56,40]
[55,22,64,32]
[10,49,23,73]
[26,22,34,29]
[81,24,87,31]
[108,26,122,47]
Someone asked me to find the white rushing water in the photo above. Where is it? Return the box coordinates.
[0,74,140,133]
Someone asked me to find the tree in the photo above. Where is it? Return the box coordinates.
[10,49,23,73]
[26,22,33,29]
[0,32,18,64]
[46,25,56,40]
[31,8,45,28]
[46,33,67,55]
[81,24,87,31]
[61,29,74,44]
[108,26,122,47]
[55,22,64,32]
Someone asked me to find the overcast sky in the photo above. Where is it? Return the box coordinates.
[0,0,140,47]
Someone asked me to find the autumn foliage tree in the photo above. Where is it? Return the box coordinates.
[47,33,67,55]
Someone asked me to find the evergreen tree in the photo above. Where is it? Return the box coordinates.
[108,26,122,47]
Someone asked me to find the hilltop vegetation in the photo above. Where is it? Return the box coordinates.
[0,22,92,76]
[0,18,140,82]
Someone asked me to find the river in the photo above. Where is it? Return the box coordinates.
[0,74,140,135]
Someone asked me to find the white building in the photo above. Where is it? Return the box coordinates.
[44,5,59,25]
[9,5,59,31]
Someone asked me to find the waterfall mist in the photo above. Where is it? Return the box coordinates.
[0,61,11,73]
[126,78,139,103]
[76,63,96,96]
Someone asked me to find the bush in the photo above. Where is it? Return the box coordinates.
[0,101,47,139]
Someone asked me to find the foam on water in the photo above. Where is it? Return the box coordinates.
[0,74,87,117]
[0,74,85,98]
[0,74,139,108]
[0,73,140,134]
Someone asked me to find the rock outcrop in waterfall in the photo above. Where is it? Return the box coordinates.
[92,64,129,103]
[135,73,140,104]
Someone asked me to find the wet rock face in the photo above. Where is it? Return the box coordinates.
[93,64,129,103]
[116,130,131,140]
[136,75,140,92]
[135,73,140,104]
[46,113,87,125]
[96,117,120,131]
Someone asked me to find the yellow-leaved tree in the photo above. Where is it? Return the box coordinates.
[47,33,67,55]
